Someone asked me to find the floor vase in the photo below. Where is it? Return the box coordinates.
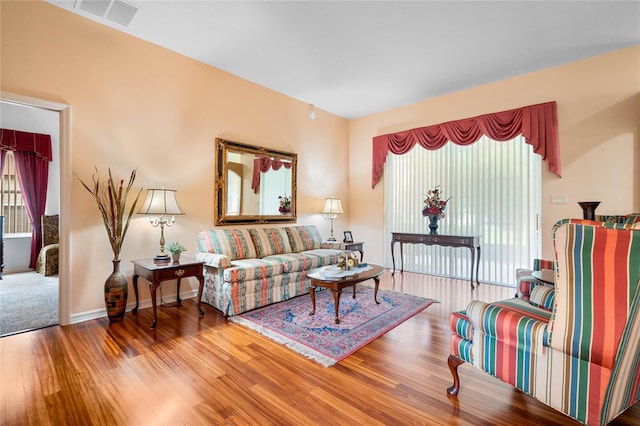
[105,260,128,323]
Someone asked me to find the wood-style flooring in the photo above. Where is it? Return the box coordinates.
[1,270,639,425]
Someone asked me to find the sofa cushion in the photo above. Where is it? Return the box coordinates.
[286,225,323,252]
[271,249,341,273]
[223,258,286,283]
[249,227,293,258]
[530,285,555,311]
[196,229,257,260]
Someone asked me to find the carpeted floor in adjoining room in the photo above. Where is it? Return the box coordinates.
[0,272,59,337]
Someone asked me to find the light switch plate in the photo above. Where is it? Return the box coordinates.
[551,195,568,204]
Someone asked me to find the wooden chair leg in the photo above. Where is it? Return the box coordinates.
[447,354,465,396]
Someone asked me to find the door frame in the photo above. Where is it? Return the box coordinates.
[1,91,71,325]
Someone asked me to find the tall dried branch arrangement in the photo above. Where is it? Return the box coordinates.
[76,167,143,261]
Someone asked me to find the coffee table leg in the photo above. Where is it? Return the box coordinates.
[309,284,316,316]
[332,290,342,324]
[373,277,380,304]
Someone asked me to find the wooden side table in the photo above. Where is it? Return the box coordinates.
[131,256,205,328]
[390,232,481,288]
[343,241,364,261]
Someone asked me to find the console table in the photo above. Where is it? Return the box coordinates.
[391,232,481,288]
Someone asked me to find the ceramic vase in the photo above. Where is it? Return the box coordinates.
[172,253,181,262]
[578,201,600,220]
[104,260,128,323]
[428,214,440,234]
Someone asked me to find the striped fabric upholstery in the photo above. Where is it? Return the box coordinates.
[529,285,555,311]
[449,219,640,425]
[547,222,640,424]
[222,258,285,282]
[249,227,293,258]
[275,249,341,273]
[196,229,257,260]
[202,267,313,316]
[515,258,555,299]
[597,213,640,226]
[450,310,473,363]
[285,225,323,252]
[197,225,340,316]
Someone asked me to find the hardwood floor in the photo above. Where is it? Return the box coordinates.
[1,270,639,425]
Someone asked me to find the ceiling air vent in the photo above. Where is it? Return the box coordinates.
[75,0,140,27]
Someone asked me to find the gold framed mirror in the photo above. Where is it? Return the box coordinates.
[215,138,297,225]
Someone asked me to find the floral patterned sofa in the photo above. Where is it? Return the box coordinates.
[448,218,640,425]
[195,225,341,316]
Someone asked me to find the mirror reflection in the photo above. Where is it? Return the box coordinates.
[215,138,297,225]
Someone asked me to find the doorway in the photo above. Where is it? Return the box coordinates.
[0,92,71,331]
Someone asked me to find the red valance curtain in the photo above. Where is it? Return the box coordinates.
[0,128,52,268]
[251,157,292,193]
[0,128,53,161]
[371,101,560,188]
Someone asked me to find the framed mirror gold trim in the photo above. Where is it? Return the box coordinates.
[215,137,297,225]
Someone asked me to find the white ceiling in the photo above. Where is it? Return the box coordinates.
[47,1,640,119]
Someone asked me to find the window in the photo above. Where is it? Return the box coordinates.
[384,135,541,286]
[1,151,32,235]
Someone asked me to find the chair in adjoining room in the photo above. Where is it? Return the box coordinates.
[36,214,59,276]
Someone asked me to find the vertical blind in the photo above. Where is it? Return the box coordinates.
[383,135,541,286]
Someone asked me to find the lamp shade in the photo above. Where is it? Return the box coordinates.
[321,197,343,215]
[138,188,184,215]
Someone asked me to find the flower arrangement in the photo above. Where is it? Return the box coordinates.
[76,167,143,261]
[278,195,291,214]
[422,185,451,218]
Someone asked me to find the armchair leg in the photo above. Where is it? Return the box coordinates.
[447,354,465,396]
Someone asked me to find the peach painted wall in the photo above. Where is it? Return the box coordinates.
[349,46,640,265]
[1,1,349,318]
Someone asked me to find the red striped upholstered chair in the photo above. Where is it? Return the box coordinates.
[514,258,555,299]
[448,219,640,425]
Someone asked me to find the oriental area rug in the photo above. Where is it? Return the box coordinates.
[230,286,436,367]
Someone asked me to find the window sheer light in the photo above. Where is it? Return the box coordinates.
[384,135,541,286]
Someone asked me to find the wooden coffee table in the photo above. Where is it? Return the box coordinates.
[307,264,384,324]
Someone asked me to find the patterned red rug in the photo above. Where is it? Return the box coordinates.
[230,286,436,366]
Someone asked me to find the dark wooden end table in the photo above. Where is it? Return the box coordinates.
[307,264,384,324]
[343,241,365,261]
[131,257,205,328]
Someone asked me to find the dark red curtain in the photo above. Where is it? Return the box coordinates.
[371,101,560,188]
[251,157,292,193]
[0,129,52,268]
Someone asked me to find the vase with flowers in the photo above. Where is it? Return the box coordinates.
[422,185,451,233]
[278,195,291,214]
[76,167,143,323]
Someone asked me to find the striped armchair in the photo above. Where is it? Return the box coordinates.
[514,257,555,299]
[448,219,640,425]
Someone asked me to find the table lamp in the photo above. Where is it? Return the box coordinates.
[321,197,343,241]
[138,188,184,261]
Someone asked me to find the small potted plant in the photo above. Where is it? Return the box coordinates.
[168,242,186,262]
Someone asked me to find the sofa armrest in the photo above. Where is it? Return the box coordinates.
[467,299,551,353]
[195,252,231,268]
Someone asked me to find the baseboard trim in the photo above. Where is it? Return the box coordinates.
[69,289,199,324]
